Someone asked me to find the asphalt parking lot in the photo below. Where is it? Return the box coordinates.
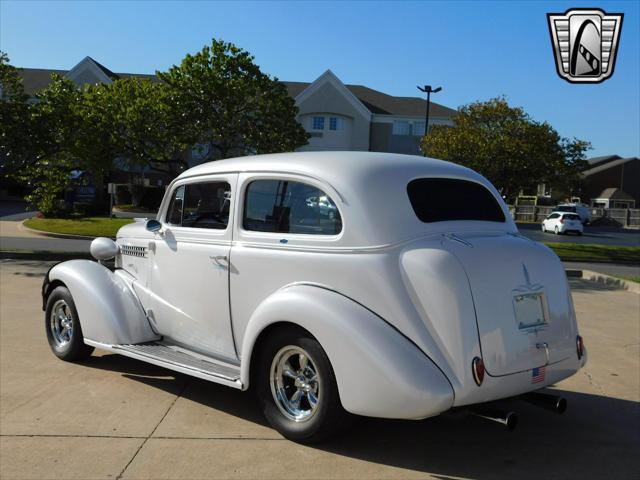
[1,260,639,479]
[517,223,640,247]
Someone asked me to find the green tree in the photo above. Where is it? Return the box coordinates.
[90,78,196,176]
[14,75,83,215]
[421,98,590,202]
[0,51,32,176]
[158,39,309,159]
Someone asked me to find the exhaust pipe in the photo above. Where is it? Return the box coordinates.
[522,392,567,414]
[470,409,518,431]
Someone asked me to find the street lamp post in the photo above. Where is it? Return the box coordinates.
[417,85,442,135]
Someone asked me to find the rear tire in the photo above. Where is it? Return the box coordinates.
[45,286,94,361]
[254,327,351,443]
[554,226,560,235]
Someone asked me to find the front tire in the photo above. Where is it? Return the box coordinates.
[45,286,94,361]
[255,328,350,443]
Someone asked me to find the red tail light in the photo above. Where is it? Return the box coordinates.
[472,357,485,386]
[560,218,565,224]
[577,335,584,359]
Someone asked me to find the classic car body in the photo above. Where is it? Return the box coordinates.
[42,152,586,441]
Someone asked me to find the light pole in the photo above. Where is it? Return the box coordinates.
[417,85,442,135]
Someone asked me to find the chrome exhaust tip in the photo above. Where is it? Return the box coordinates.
[522,392,567,414]
[471,409,519,431]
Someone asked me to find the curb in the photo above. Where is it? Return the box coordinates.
[19,220,106,240]
[565,269,583,278]
[580,269,640,294]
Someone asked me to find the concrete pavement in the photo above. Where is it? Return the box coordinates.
[0,259,638,479]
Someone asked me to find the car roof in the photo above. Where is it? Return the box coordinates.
[177,151,479,186]
[173,151,516,246]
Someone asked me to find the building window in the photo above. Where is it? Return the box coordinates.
[413,121,426,136]
[329,117,343,131]
[312,116,325,130]
[392,120,410,135]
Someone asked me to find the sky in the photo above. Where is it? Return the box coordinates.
[1,0,638,158]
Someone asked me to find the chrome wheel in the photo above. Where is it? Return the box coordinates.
[270,346,321,422]
[50,299,73,348]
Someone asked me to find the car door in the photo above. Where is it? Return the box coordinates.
[545,213,559,229]
[147,175,238,361]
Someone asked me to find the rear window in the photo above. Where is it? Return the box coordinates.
[563,214,581,220]
[407,178,505,223]
[557,206,576,212]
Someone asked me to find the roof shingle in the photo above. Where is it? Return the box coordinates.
[16,66,456,118]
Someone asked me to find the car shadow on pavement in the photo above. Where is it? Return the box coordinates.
[81,353,639,479]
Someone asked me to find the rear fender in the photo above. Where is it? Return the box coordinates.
[45,260,158,345]
[241,284,454,420]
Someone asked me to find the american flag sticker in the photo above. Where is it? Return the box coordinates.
[532,366,546,384]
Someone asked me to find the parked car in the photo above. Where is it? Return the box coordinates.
[542,212,584,235]
[555,203,591,225]
[41,152,586,442]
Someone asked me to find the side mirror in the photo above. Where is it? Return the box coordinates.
[146,219,162,233]
[90,237,119,261]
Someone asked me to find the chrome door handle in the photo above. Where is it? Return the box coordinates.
[210,255,228,265]
[536,342,550,365]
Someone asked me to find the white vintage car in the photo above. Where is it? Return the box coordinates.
[42,152,586,442]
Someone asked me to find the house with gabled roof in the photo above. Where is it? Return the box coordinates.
[582,155,640,207]
[17,57,456,159]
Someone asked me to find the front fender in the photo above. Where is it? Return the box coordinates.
[241,284,454,420]
[46,260,158,345]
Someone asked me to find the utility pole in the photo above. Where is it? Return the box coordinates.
[417,85,442,135]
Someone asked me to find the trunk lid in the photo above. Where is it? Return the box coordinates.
[443,231,577,376]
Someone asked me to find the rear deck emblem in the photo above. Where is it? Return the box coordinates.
[547,8,623,83]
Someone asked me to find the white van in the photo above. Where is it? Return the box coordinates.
[556,203,590,225]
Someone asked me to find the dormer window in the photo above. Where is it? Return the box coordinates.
[312,116,325,130]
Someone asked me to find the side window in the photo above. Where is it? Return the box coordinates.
[165,181,231,229]
[166,185,185,225]
[243,180,342,235]
[548,213,560,219]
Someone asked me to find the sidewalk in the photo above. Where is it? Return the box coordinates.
[0,219,91,254]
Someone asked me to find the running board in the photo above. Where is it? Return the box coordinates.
[85,340,243,389]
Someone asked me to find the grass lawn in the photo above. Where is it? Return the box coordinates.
[24,217,133,238]
[544,242,640,265]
